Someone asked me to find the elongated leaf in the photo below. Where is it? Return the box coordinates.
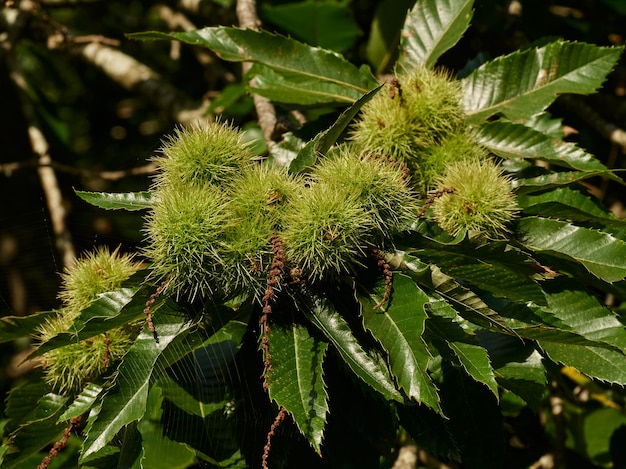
[138,387,197,469]
[477,332,546,409]
[384,251,514,335]
[0,311,56,343]
[476,121,614,174]
[130,27,377,104]
[267,324,328,453]
[513,170,618,193]
[449,342,498,398]
[290,83,383,172]
[366,0,415,74]
[398,0,474,71]
[299,295,403,402]
[75,190,153,211]
[427,266,515,335]
[544,279,626,350]
[426,313,498,398]
[60,383,103,420]
[3,393,69,469]
[359,274,442,413]
[462,41,623,122]
[517,217,626,283]
[414,244,546,305]
[81,313,192,459]
[541,341,626,384]
[32,288,145,357]
[518,187,624,225]
[5,382,54,429]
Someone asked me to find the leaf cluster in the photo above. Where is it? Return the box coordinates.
[2,1,626,468]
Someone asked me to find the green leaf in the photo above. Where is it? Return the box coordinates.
[3,393,69,469]
[289,83,383,172]
[60,383,104,421]
[32,288,145,357]
[478,332,546,409]
[398,0,474,71]
[5,382,54,428]
[517,217,626,283]
[81,312,193,460]
[541,341,626,384]
[543,279,626,351]
[426,312,498,399]
[262,2,361,52]
[75,190,153,211]
[365,0,415,74]
[427,266,515,335]
[383,251,515,335]
[137,387,197,469]
[414,242,547,305]
[298,295,404,402]
[448,341,498,398]
[267,324,329,453]
[358,274,442,413]
[130,27,378,105]
[0,310,56,343]
[462,41,624,122]
[518,187,624,225]
[513,170,619,193]
[475,121,616,174]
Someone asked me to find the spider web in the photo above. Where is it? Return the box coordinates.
[0,188,303,468]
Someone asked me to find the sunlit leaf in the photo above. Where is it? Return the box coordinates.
[359,274,442,413]
[462,41,623,122]
[289,83,383,172]
[60,383,104,421]
[130,27,378,105]
[513,170,619,193]
[414,243,546,305]
[267,324,329,453]
[517,217,626,283]
[299,295,404,402]
[398,0,474,71]
[476,121,617,175]
[75,190,153,211]
[518,187,625,225]
[81,313,193,460]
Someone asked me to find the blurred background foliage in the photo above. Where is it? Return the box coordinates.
[1,1,626,467]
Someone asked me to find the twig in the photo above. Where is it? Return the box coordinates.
[549,380,566,469]
[36,416,82,469]
[236,0,277,148]
[260,234,284,390]
[4,3,76,269]
[261,406,286,469]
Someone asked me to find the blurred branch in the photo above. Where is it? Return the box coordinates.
[0,158,157,180]
[38,0,101,4]
[75,42,210,124]
[236,0,277,148]
[156,4,219,69]
[558,95,626,151]
[3,0,76,269]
